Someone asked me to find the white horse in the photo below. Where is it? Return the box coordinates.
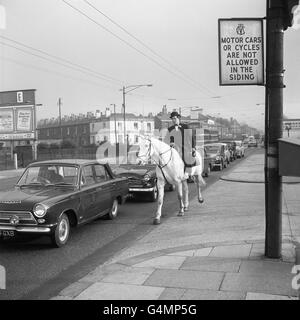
[137,136,206,225]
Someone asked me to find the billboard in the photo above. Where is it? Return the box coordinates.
[0,108,14,132]
[0,90,36,140]
[218,19,264,86]
[17,108,33,131]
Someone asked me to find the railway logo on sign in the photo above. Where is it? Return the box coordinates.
[236,24,245,35]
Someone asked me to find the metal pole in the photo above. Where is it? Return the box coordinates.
[111,103,118,164]
[113,104,117,145]
[265,0,284,258]
[58,98,62,141]
[122,87,126,145]
[122,87,128,163]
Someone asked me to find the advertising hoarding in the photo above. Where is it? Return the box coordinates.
[0,108,14,132]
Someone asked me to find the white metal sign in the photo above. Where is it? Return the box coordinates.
[17,91,23,103]
[218,19,264,86]
[0,265,5,290]
[0,132,35,140]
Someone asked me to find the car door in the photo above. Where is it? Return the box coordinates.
[79,165,98,221]
[93,164,114,215]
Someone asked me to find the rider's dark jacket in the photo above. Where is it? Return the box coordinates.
[165,123,196,168]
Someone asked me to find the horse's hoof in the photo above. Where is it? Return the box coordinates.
[198,198,204,203]
[177,211,184,217]
[184,207,189,212]
[153,218,160,225]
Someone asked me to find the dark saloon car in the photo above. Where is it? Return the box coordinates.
[110,163,175,202]
[0,159,129,247]
[204,143,230,171]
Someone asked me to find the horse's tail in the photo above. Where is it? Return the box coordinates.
[195,150,206,186]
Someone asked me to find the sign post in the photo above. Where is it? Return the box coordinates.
[218,18,264,86]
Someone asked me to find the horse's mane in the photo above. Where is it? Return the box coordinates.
[149,136,182,160]
[149,136,169,150]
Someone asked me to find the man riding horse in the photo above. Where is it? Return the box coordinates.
[166,111,201,174]
[164,111,204,210]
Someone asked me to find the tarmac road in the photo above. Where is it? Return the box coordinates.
[0,147,259,300]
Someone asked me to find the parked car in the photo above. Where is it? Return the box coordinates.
[234,140,245,158]
[110,163,175,202]
[0,159,129,247]
[204,143,230,171]
[248,136,258,147]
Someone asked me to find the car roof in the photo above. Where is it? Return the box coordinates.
[28,159,103,167]
[205,143,226,146]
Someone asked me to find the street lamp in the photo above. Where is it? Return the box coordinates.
[110,104,118,145]
[34,103,43,161]
[121,84,153,144]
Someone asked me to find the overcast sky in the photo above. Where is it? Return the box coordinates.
[0,0,299,130]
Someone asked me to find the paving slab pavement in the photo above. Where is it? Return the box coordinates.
[51,152,300,300]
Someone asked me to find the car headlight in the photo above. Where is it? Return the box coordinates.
[143,174,151,182]
[33,203,48,218]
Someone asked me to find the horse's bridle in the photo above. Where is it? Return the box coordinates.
[138,138,173,168]
[137,139,174,185]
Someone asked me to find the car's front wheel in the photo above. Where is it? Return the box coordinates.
[108,199,119,219]
[51,213,70,248]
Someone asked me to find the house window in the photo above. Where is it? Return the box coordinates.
[47,129,50,137]
[134,122,138,130]
[118,122,122,130]
[147,123,151,131]
[92,124,95,131]
[135,135,139,143]
[67,127,70,135]
[103,122,106,129]
[83,126,87,134]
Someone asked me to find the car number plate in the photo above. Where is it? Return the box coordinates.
[0,230,15,237]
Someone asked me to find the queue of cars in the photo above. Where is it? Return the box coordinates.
[204,140,246,171]
[0,139,249,247]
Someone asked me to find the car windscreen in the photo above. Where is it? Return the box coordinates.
[205,146,220,153]
[17,165,79,186]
